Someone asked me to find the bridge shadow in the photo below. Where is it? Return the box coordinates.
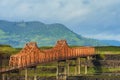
[92,54,103,74]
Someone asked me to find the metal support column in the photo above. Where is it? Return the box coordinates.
[56,61,67,80]
[85,56,89,74]
[66,60,70,76]
[7,72,11,80]
[25,68,28,80]
[34,68,37,80]
[74,66,77,75]
[2,74,5,80]
[63,65,67,80]
[77,57,81,75]
[74,59,77,75]
[56,61,59,80]
[85,65,87,74]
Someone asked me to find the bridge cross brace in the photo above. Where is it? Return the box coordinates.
[56,56,91,80]
[56,57,82,80]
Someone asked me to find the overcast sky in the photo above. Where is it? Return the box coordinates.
[0,0,120,41]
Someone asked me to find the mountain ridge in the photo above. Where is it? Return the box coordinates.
[100,40,120,46]
[0,20,108,47]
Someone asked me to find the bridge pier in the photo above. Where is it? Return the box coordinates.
[85,64,87,74]
[66,60,70,76]
[74,64,77,75]
[56,60,67,80]
[2,74,5,80]
[85,56,90,74]
[7,72,11,80]
[33,68,37,80]
[68,58,81,76]
[64,64,67,80]
[2,73,10,80]
[56,63,59,80]
[76,57,81,75]
[25,68,28,80]
[56,57,82,80]
[19,69,22,79]
[85,57,87,74]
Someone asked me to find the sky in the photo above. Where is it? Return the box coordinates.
[0,0,120,41]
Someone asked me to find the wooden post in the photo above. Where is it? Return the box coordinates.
[34,68,37,80]
[85,65,87,74]
[63,65,67,80]
[74,59,77,75]
[19,69,21,79]
[66,60,70,76]
[7,72,11,80]
[56,61,67,80]
[85,56,89,74]
[87,56,90,60]
[74,65,77,75]
[56,61,59,80]
[25,68,28,80]
[77,58,81,75]
[2,74,5,80]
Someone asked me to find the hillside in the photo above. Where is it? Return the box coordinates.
[0,20,106,47]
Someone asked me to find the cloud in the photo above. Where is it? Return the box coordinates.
[0,0,119,21]
[0,0,100,21]
[0,0,120,40]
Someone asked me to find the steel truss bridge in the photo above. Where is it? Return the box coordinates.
[0,40,95,80]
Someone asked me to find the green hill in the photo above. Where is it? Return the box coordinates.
[0,20,106,47]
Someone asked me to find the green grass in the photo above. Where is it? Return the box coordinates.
[0,45,20,55]
[95,46,120,51]
[10,66,120,77]
[95,46,120,54]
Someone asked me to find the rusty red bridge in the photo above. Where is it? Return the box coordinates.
[0,40,95,80]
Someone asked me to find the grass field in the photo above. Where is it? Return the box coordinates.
[95,46,120,54]
[0,45,120,55]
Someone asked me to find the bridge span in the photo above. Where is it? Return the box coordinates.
[0,40,95,80]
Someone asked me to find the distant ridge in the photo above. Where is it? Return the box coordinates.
[0,20,107,47]
[100,40,120,46]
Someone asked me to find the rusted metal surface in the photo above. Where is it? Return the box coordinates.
[0,40,95,73]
